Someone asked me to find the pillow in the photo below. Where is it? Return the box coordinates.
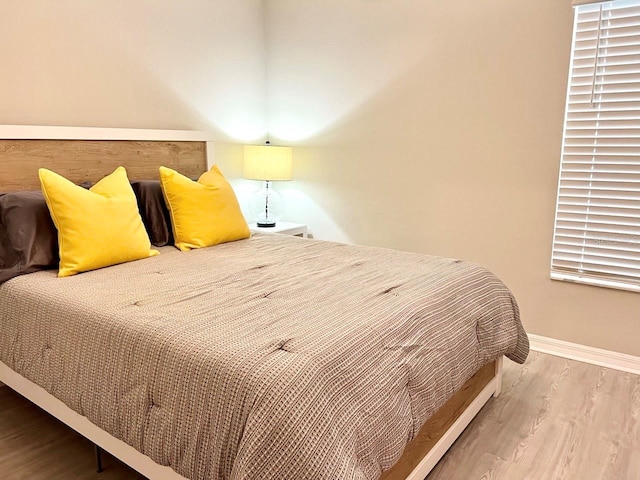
[0,191,59,284]
[131,180,173,247]
[159,165,250,251]
[0,214,20,283]
[39,166,158,277]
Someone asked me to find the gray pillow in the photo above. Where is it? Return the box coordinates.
[0,191,58,284]
[131,180,174,247]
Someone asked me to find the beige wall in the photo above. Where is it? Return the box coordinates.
[263,0,640,357]
[3,1,639,357]
[0,0,266,141]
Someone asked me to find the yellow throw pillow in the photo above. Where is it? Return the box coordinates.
[39,166,158,277]
[159,165,250,251]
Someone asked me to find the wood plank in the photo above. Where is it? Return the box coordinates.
[0,139,207,191]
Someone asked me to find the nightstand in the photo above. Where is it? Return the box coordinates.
[249,222,308,238]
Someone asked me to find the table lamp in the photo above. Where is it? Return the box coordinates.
[243,144,293,227]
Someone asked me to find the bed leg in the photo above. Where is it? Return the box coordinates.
[493,356,503,398]
[95,445,104,473]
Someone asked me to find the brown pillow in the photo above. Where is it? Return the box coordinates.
[0,191,59,284]
[131,180,174,247]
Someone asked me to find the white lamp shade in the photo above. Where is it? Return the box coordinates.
[243,145,293,181]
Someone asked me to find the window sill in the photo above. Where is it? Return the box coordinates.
[550,271,640,293]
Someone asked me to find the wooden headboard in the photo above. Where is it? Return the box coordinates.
[0,125,214,191]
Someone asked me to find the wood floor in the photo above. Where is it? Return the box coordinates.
[0,351,638,480]
[427,351,640,480]
[0,387,144,480]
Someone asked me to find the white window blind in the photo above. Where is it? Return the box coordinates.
[551,0,640,291]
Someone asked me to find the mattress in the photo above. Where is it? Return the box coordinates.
[0,234,528,480]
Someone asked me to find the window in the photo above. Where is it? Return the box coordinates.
[551,0,640,292]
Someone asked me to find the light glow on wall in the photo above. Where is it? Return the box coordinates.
[266,1,437,142]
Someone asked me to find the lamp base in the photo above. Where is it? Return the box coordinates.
[251,181,283,229]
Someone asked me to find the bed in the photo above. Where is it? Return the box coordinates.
[0,126,529,480]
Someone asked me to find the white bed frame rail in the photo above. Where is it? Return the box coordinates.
[0,360,188,480]
[405,356,503,480]
[0,357,504,480]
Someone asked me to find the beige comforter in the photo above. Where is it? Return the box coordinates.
[0,234,528,479]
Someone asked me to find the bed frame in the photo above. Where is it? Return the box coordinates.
[0,125,503,480]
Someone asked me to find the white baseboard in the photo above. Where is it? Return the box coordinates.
[529,334,640,376]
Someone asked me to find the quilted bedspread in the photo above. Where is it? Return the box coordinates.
[0,234,528,479]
